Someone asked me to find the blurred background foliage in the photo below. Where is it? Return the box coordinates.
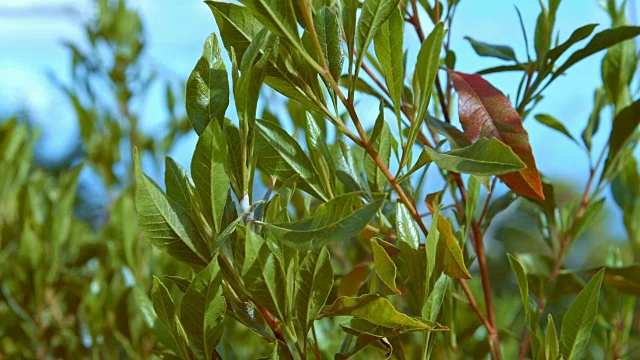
[0,0,638,359]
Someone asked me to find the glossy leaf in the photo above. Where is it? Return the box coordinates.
[559,269,605,360]
[396,202,420,250]
[255,120,326,201]
[547,24,598,60]
[180,257,226,359]
[534,114,578,144]
[191,119,230,234]
[318,294,436,330]
[237,0,299,46]
[371,238,400,294]
[295,247,334,337]
[422,137,526,176]
[601,26,637,110]
[464,36,517,61]
[314,6,343,81]
[134,148,208,268]
[581,88,607,150]
[165,157,195,218]
[408,22,445,169]
[374,9,404,120]
[450,70,545,199]
[552,26,640,80]
[206,2,264,62]
[434,214,472,279]
[355,0,400,75]
[262,193,385,250]
[186,33,229,135]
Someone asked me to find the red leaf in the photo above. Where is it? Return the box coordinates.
[449,71,544,200]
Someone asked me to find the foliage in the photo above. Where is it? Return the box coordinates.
[2,0,640,359]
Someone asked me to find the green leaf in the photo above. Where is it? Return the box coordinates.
[319,294,436,330]
[314,6,343,81]
[546,314,559,360]
[262,193,385,250]
[559,269,605,360]
[186,33,229,135]
[582,265,640,297]
[423,137,525,175]
[464,36,517,61]
[180,258,226,359]
[582,88,607,150]
[295,247,334,337]
[243,229,290,322]
[552,26,640,80]
[333,139,365,192]
[427,116,471,149]
[134,148,208,268]
[434,213,472,279]
[255,119,326,201]
[191,119,230,234]
[164,276,192,293]
[408,22,445,169]
[306,113,336,198]
[507,253,530,320]
[603,99,640,177]
[602,28,637,110]
[151,276,176,329]
[374,9,404,121]
[396,202,420,250]
[450,70,545,199]
[534,114,578,144]
[206,2,264,63]
[237,0,299,46]
[364,103,392,193]
[371,238,400,294]
[547,24,598,60]
[355,0,400,79]
[165,157,196,220]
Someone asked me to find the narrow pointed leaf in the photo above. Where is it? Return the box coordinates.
[306,113,336,198]
[314,6,343,81]
[151,276,176,329]
[371,238,400,294]
[262,193,385,250]
[364,104,392,192]
[165,157,195,218]
[423,137,525,175]
[237,0,299,46]
[547,24,598,60]
[450,70,544,199]
[603,99,640,177]
[507,253,530,319]
[546,314,559,360]
[186,33,229,135]
[396,202,420,250]
[135,148,208,268]
[255,120,326,200]
[180,258,226,359]
[534,114,578,144]
[206,2,263,62]
[434,214,472,279]
[464,36,517,61]
[355,0,400,73]
[191,120,230,234]
[374,9,404,119]
[559,269,605,360]
[295,247,334,336]
[552,26,640,79]
[408,23,445,168]
[318,294,435,330]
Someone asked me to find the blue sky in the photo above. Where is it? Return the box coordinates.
[0,1,635,233]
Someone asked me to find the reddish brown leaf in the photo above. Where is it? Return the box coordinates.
[448,70,544,200]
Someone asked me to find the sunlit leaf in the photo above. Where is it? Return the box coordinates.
[534,114,578,145]
[135,148,208,268]
[191,119,230,234]
[295,247,334,337]
[559,269,605,360]
[371,238,400,294]
[186,33,229,135]
[422,137,526,176]
[374,9,404,121]
[450,70,545,199]
[262,193,385,250]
